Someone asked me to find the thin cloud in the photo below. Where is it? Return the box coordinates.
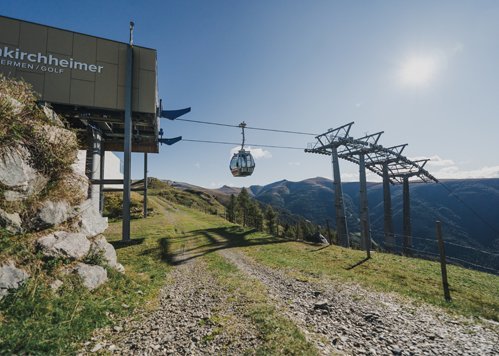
[411,155,455,167]
[288,161,301,166]
[411,155,499,179]
[434,165,499,179]
[230,146,272,159]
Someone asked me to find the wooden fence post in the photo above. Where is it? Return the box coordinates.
[362,219,371,259]
[436,221,452,302]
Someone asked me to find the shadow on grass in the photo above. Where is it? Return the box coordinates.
[110,238,145,250]
[155,226,289,266]
[345,257,371,270]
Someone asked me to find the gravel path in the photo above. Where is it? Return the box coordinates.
[82,257,263,355]
[82,238,498,356]
[219,248,499,356]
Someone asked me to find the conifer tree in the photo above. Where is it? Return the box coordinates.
[237,188,250,227]
[227,194,237,223]
[265,206,277,235]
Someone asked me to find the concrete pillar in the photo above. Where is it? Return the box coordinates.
[382,162,394,250]
[90,128,102,211]
[331,146,349,247]
[99,145,105,214]
[403,176,412,255]
[359,153,371,252]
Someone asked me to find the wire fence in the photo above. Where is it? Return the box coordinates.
[368,228,499,275]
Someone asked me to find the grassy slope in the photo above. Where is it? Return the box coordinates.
[1,194,497,354]
[238,239,499,321]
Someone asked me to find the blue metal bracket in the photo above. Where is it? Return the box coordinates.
[159,136,182,146]
[160,107,191,120]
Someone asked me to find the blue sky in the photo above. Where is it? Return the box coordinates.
[3,1,499,188]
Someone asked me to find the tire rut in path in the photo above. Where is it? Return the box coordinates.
[219,248,499,356]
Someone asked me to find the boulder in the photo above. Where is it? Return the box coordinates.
[73,263,107,291]
[40,104,64,127]
[91,235,118,268]
[0,262,29,299]
[90,235,125,272]
[38,200,73,226]
[37,231,91,260]
[76,200,108,238]
[0,145,48,200]
[0,208,23,234]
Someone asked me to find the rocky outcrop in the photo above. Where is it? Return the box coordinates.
[73,263,108,291]
[76,200,108,238]
[0,208,23,234]
[37,231,91,260]
[0,145,49,201]
[0,262,29,299]
[91,235,125,273]
[38,200,73,226]
[0,79,123,297]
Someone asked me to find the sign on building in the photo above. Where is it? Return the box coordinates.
[0,15,159,152]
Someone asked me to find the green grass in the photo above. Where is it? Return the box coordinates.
[2,193,498,354]
[0,196,227,354]
[0,269,140,354]
[237,235,499,321]
[204,253,318,355]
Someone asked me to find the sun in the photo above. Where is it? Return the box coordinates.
[399,56,439,87]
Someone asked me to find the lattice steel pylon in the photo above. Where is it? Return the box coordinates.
[305,122,354,247]
[306,122,438,254]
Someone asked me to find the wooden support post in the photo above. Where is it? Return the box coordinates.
[436,221,451,302]
[326,219,332,245]
[362,219,371,259]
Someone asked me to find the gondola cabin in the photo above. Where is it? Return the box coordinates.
[230,149,255,177]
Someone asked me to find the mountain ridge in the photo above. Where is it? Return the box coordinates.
[168,176,499,272]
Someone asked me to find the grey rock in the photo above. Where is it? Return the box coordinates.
[0,208,23,234]
[76,200,108,238]
[41,104,64,127]
[0,262,29,299]
[115,263,125,274]
[50,279,64,291]
[38,200,73,226]
[37,231,91,260]
[74,263,108,291]
[0,145,48,198]
[91,235,119,269]
[90,343,103,353]
[314,300,330,311]
[391,345,403,355]
[3,190,28,202]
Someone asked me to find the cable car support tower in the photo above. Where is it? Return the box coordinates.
[305,122,438,254]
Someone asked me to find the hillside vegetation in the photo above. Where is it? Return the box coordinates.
[245,177,499,272]
[3,186,498,354]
